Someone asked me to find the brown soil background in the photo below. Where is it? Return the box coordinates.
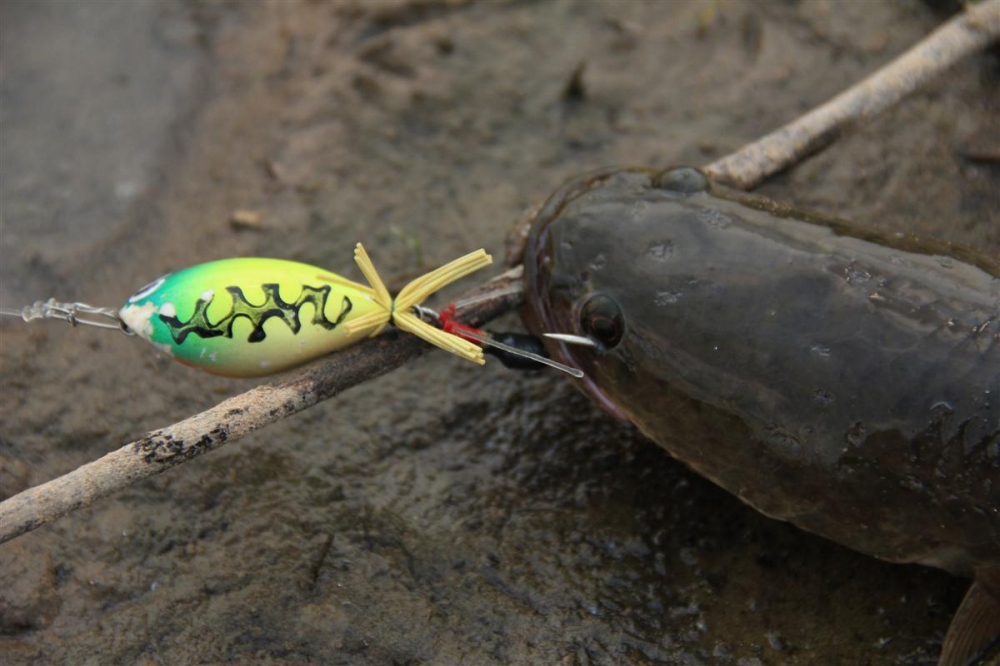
[1,1,998,664]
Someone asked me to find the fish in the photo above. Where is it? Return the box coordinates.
[519,166,1000,665]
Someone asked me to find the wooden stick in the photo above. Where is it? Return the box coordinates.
[0,269,524,544]
[705,0,1000,190]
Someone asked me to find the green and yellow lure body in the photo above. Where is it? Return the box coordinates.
[119,244,492,377]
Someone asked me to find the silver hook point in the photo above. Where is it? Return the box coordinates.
[544,332,599,348]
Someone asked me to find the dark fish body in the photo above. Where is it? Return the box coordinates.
[522,167,1000,581]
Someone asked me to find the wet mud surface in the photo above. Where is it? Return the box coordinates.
[1,1,998,664]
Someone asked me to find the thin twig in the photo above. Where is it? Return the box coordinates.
[2,2,998,544]
[0,268,524,544]
[705,0,1000,189]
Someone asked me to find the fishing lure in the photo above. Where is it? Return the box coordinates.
[4,243,585,378]
[121,244,498,377]
[6,244,497,377]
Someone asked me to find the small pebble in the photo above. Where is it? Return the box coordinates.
[230,209,264,230]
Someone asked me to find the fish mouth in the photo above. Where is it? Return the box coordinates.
[519,167,653,422]
[524,298,629,422]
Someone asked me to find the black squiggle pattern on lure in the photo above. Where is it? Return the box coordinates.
[159,284,353,345]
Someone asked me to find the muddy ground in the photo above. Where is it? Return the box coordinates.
[1,1,998,664]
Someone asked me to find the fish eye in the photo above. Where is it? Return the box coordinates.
[579,294,624,349]
[653,166,708,194]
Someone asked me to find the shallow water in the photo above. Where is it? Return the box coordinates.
[1,1,998,664]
